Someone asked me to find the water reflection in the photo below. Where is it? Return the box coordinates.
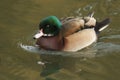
[36,49,115,80]
[0,0,120,80]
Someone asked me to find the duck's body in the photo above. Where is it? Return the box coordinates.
[34,14,110,52]
[36,28,97,52]
[63,28,97,51]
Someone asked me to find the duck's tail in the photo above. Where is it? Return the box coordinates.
[94,18,111,34]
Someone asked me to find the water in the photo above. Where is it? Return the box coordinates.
[0,0,120,80]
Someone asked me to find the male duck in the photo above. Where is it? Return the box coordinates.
[33,13,110,52]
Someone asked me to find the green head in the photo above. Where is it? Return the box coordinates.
[39,16,62,36]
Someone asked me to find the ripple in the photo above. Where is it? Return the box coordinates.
[83,4,93,11]
[19,41,120,58]
[110,10,120,16]
[83,3,97,11]
[19,43,97,58]
[100,34,120,39]
[96,42,120,53]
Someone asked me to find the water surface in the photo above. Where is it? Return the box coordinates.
[0,0,120,80]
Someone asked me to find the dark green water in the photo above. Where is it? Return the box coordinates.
[0,0,120,80]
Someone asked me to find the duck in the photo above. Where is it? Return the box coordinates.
[33,13,110,52]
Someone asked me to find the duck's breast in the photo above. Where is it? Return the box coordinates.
[36,36,63,50]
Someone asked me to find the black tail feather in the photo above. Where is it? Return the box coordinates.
[95,18,111,33]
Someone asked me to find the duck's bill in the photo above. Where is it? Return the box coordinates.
[33,29,44,39]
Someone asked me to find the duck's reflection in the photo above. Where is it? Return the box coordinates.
[39,54,61,77]
[39,54,77,77]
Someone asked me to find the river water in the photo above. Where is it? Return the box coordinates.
[0,0,120,80]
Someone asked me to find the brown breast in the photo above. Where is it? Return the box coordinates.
[36,36,64,50]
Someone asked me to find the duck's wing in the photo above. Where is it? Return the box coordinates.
[61,18,85,37]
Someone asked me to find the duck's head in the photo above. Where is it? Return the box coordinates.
[33,16,62,39]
